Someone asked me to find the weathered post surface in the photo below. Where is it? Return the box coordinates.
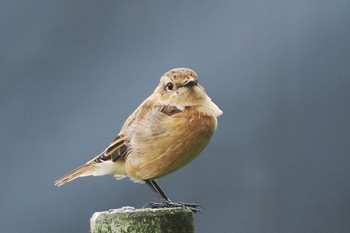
[90,206,194,233]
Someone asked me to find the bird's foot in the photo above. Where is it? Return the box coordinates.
[143,201,202,213]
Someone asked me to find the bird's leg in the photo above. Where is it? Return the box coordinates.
[145,180,170,203]
[143,180,202,213]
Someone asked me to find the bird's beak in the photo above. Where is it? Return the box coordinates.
[183,78,197,87]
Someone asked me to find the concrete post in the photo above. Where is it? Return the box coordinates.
[90,207,194,233]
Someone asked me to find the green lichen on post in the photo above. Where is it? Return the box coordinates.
[90,207,194,233]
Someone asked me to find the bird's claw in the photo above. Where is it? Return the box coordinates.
[143,201,202,213]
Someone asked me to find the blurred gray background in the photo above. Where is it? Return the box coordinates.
[1,1,349,233]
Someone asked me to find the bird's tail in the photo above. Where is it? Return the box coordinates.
[55,135,128,187]
[55,161,94,187]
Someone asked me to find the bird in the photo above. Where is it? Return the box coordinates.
[55,68,223,212]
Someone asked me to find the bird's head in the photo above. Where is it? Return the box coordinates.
[154,68,207,107]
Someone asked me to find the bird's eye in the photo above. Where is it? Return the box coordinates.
[165,82,174,91]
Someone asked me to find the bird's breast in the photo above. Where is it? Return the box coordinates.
[125,107,217,181]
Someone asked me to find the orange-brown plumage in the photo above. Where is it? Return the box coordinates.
[125,107,217,181]
[55,68,222,211]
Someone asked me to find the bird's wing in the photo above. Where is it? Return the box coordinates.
[96,134,129,162]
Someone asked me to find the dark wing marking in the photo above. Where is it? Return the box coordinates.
[160,105,183,116]
[94,135,128,163]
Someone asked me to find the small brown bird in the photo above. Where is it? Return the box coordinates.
[55,68,222,212]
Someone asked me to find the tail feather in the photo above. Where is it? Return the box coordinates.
[55,162,94,187]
